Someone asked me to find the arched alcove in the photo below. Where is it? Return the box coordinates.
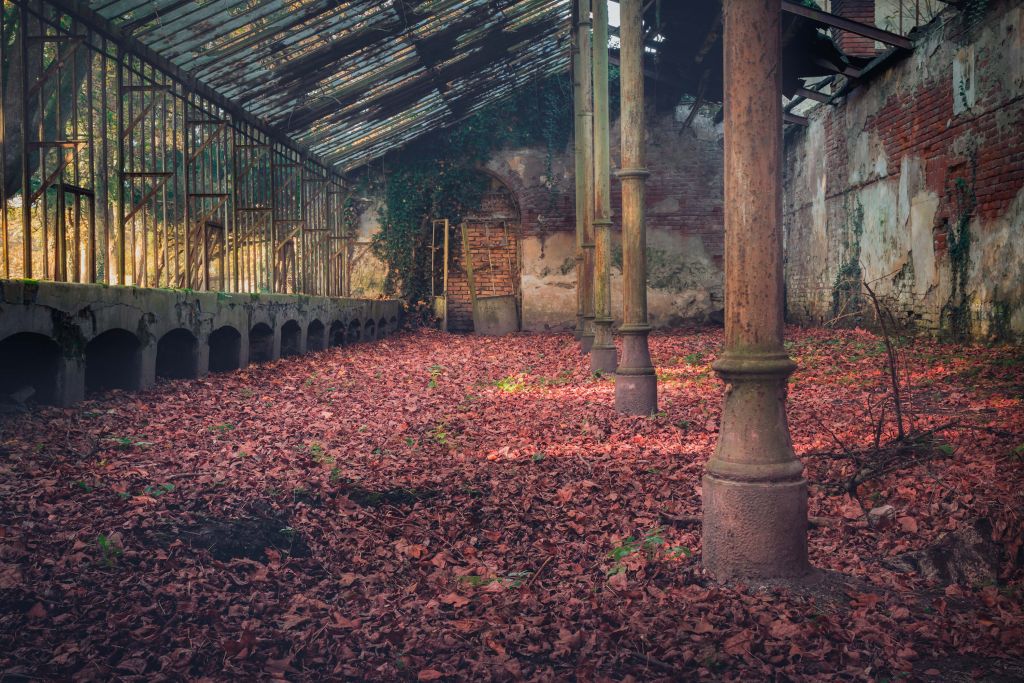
[156,329,199,379]
[329,320,346,347]
[362,319,376,342]
[249,323,275,363]
[208,326,241,373]
[280,320,302,357]
[0,333,61,404]
[378,317,388,337]
[347,320,361,344]
[307,320,326,351]
[85,329,141,393]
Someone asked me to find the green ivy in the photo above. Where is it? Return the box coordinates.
[831,199,864,319]
[942,159,978,341]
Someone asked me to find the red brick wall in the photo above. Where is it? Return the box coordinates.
[832,0,878,57]
[446,190,520,332]
[783,0,1024,338]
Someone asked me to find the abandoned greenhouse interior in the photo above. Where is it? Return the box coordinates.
[0,0,1021,678]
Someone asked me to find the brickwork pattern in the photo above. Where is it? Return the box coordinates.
[783,0,1024,336]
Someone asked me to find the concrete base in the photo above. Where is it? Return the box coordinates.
[701,473,809,581]
[615,370,657,415]
[580,334,594,354]
[590,346,617,374]
[0,280,403,408]
[473,295,519,336]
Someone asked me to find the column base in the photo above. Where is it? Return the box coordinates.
[614,370,657,415]
[701,472,810,581]
[590,346,617,374]
[580,334,594,355]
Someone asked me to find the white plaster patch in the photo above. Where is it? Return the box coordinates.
[953,45,976,116]
[651,196,680,214]
[909,192,940,295]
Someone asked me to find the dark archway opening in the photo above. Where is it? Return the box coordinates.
[347,320,361,344]
[329,321,346,347]
[281,320,302,358]
[307,320,326,351]
[378,318,388,337]
[389,316,398,335]
[156,329,199,379]
[249,323,274,363]
[209,326,241,373]
[363,320,376,342]
[85,329,141,393]
[0,333,61,404]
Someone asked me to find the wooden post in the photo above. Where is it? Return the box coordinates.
[577,0,595,354]
[590,0,617,374]
[614,0,657,415]
[702,0,809,581]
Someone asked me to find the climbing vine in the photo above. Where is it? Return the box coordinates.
[942,158,978,341]
[831,199,865,320]
[359,70,611,309]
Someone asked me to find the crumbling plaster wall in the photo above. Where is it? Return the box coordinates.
[353,110,726,332]
[486,109,725,332]
[783,0,1023,339]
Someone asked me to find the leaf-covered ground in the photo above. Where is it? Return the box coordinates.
[1,327,1022,680]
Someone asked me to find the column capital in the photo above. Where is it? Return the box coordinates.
[592,218,613,228]
[712,351,796,380]
[615,167,650,179]
[617,323,651,334]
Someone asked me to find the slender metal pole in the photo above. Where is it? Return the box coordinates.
[577,0,595,354]
[590,0,616,373]
[614,0,656,416]
[702,0,809,581]
[20,3,32,278]
[115,48,126,284]
[571,1,584,340]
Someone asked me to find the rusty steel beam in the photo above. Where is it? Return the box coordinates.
[794,86,830,103]
[784,111,809,125]
[782,0,914,50]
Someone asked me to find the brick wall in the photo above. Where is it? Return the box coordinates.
[783,0,1024,339]
[446,190,520,332]
[832,0,879,57]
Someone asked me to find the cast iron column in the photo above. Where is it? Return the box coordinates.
[590,0,617,373]
[613,0,657,415]
[578,0,596,354]
[572,3,585,340]
[702,0,810,580]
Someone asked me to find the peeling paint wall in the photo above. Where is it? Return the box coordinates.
[783,0,1024,340]
[487,110,725,331]
[353,110,726,331]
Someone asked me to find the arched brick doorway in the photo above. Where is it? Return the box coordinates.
[447,175,522,333]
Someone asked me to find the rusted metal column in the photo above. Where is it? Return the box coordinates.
[590,0,617,374]
[702,0,809,580]
[614,0,656,415]
[572,2,584,340]
[577,0,596,354]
